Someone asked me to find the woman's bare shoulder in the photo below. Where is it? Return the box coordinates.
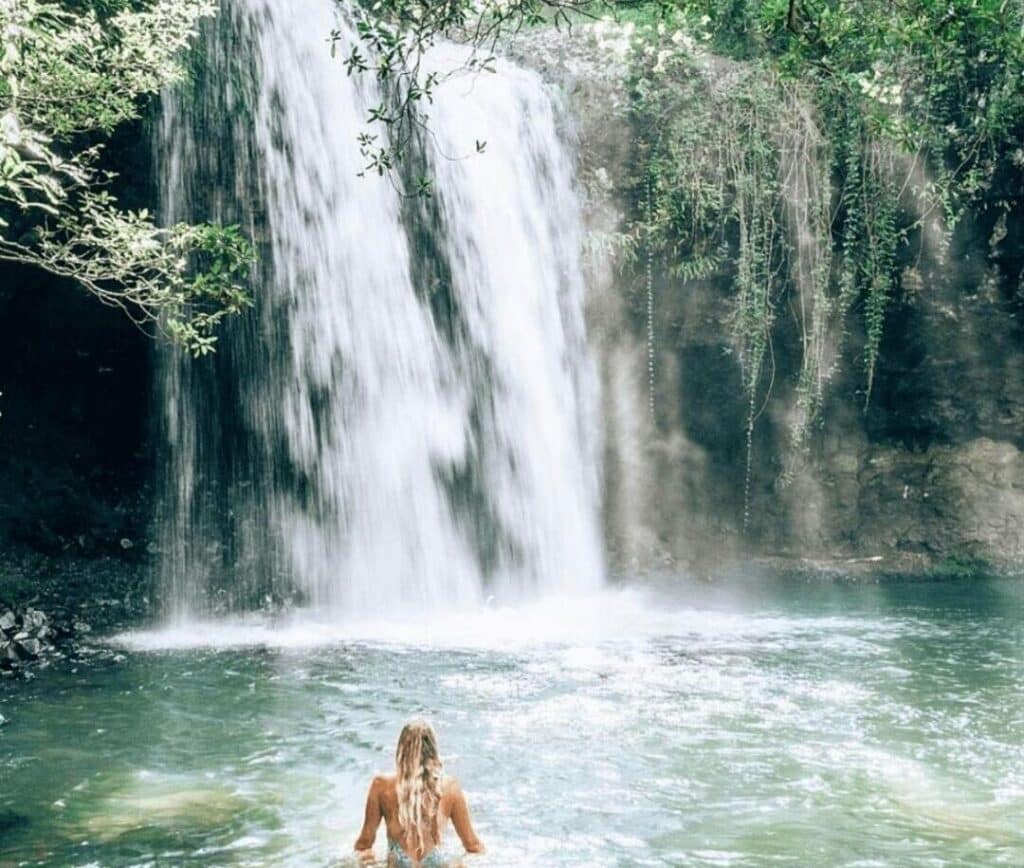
[442,776,466,798]
[370,774,397,793]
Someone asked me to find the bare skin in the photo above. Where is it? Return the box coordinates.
[354,774,485,865]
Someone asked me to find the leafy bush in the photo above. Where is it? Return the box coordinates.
[0,0,253,354]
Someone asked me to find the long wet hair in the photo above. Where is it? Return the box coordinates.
[395,719,444,855]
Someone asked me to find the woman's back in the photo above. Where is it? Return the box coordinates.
[363,774,475,865]
[354,721,485,866]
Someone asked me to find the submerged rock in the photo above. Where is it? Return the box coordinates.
[0,810,30,834]
[80,781,248,843]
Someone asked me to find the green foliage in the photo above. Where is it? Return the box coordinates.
[0,0,253,353]
[831,110,900,404]
[620,0,1024,444]
[338,1,657,183]
[626,39,835,515]
[933,550,994,581]
[589,1,1013,521]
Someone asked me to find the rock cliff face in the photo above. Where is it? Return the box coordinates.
[0,265,151,558]
[515,27,1024,577]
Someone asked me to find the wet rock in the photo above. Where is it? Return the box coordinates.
[16,637,43,658]
[0,600,84,674]
[509,28,1024,577]
[0,609,15,631]
[2,641,25,663]
[22,607,46,630]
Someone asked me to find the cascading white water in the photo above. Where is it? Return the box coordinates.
[156,0,603,618]
[421,45,605,596]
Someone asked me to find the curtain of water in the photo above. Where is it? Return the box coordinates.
[155,0,603,618]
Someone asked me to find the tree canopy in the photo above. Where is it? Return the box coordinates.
[0,0,252,353]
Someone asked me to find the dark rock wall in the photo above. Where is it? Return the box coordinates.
[0,264,151,558]
[0,116,155,575]
[517,29,1024,577]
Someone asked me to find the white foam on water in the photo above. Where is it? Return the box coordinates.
[113,588,899,653]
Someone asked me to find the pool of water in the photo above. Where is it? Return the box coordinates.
[2,578,1022,866]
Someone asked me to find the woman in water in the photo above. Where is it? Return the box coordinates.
[354,720,485,866]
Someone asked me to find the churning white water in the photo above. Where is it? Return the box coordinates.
[156,0,603,618]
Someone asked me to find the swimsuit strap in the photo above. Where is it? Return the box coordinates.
[388,837,415,867]
[421,850,446,867]
[387,837,447,867]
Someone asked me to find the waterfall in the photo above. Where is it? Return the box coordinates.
[155,0,603,619]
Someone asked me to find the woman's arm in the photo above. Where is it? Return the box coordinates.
[447,779,485,854]
[353,777,383,860]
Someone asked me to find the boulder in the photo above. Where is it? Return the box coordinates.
[0,603,78,673]
[2,641,25,663]
[15,637,43,658]
[22,608,46,630]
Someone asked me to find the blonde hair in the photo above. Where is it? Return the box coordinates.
[395,720,444,856]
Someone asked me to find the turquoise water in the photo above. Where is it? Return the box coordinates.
[1,579,1022,866]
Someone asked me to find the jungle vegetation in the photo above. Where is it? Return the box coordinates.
[0,0,251,354]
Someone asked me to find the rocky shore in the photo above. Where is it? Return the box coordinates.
[0,603,80,677]
[0,548,148,677]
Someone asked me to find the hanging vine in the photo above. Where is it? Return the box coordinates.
[778,84,834,452]
[618,9,952,519]
[626,38,821,519]
[644,145,657,422]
